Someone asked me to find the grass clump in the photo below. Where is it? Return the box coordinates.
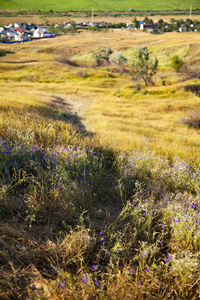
[179,109,200,129]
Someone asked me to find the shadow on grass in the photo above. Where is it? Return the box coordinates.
[45,94,94,136]
[185,84,200,97]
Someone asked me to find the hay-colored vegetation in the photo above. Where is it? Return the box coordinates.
[0,30,200,299]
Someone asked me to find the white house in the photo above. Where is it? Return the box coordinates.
[139,21,144,30]
[33,28,53,38]
[14,21,26,30]
[4,23,13,29]
[14,32,29,41]
[0,27,5,33]
[6,30,16,39]
[64,23,72,29]
[14,27,29,41]
[37,24,48,30]
[0,28,7,38]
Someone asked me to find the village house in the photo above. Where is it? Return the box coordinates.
[64,23,72,29]
[179,25,187,32]
[33,27,54,38]
[14,21,27,30]
[0,20,55,42]
[6,30,16,39]
[4,24,14,30]
[27,23,35,30]
[37,24,48,30]
[144,24,158,30]
[0,27,6,34]
[75,21,83,28]
[138,21,144,29]
[14,27,29,41]
[127,23,133,28]
[0,27,7,39]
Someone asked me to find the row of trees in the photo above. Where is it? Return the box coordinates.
[94,46,158,86]
[133,16,200,32]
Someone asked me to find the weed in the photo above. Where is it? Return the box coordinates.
[179,109,200,129]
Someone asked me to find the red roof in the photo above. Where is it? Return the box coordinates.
[14,27,24,33]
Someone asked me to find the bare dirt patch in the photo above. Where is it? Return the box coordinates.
[44,93,90,133]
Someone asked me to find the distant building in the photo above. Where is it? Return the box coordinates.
[127,23,133,28]
[14,21,27,30]
[33,28,54,38]
[139,21,144,30]
[27,23,35,30]
[6,30,16,39]
[37,24,47,30]
[179,26,187,32]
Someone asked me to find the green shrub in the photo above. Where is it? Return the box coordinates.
[171,55,184,71]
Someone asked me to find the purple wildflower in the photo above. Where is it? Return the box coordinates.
[82,273,88,284]
[95,281,100,286]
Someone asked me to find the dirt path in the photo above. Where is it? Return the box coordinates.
[44,92,91,134]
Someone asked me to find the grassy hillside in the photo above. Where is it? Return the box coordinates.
[0,30,200,299]
[0,0,199,12]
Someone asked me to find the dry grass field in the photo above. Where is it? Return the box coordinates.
[1,14,200,27]
[1,30,200,161]
[0,29,200,299]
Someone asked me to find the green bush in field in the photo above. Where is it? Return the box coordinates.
[94,47,113,66]
[109,50,127,74]
[171,55,184,71]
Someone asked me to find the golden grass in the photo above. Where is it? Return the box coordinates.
[1,30,200,163]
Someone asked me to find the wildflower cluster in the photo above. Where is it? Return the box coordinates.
[118,149,200,194]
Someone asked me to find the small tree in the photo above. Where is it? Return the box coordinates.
[171,55,184,71]
[143,17,153,24]
[132,17,139,29]
[109,51,127,74]
[130,46,158,86]
[70,21,76,31]
[94,46,113,66]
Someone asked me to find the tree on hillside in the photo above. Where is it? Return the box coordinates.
[130,46,158,86]
[132,17,139,29]
[172,21,180,32]
[143,17,153,24]
[70,21,76,31]
[94,47,113,66]
[109,51,127,74]
[170,18,176,23]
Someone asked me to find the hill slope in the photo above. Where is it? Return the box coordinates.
[0,0,198,12]
[0,30,200,299]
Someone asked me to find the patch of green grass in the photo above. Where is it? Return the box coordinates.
[0,0,199,12]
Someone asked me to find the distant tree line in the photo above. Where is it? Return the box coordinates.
[135,16,200,32]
